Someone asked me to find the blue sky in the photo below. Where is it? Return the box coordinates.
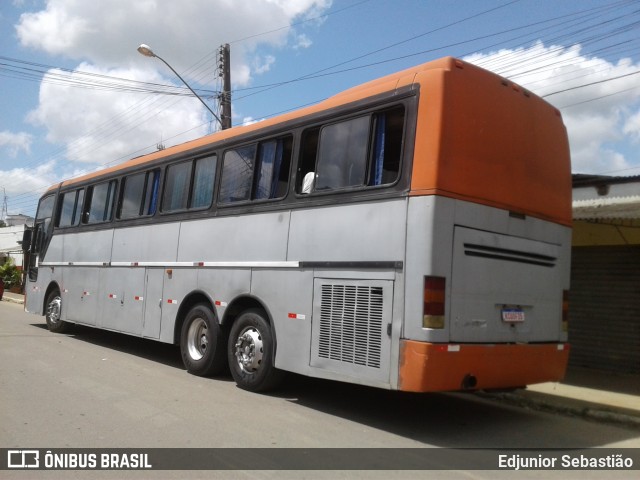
[1,0,640,217]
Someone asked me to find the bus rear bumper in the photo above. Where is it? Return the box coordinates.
[398,340,570,393]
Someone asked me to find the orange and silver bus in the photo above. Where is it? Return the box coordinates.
[22,57,571,393]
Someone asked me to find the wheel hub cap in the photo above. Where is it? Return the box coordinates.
[234,328,263,373]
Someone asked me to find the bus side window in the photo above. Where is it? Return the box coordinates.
[219,145,257,203]
[254,136,292,200]
[85,180,117,224]
[118,169,160,219]
[296,128,319,194]
[56,189,84,228]
[315,116,369,191]
[369,106,404,186]
[191,154,217,209]
[162,161,193,212]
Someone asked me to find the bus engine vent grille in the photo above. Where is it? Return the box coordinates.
[318,284,383,369]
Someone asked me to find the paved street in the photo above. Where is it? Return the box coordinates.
[1,301,639,479]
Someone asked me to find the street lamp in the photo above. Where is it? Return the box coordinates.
[137,43,223,128]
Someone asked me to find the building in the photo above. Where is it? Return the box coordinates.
[0,214,33,269]
[570,175,640,374]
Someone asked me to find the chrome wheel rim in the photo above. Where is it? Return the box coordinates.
[187,317,208,361]
[46,296,62,324]
[234,327,264,373]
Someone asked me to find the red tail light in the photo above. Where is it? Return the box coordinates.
[423,276,445,329]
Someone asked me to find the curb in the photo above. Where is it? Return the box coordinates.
[1,295,24,305]
[479,390,640,429]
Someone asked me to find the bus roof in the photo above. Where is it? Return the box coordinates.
[47,56,572,225]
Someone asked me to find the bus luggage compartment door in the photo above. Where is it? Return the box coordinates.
[450,226,563,343]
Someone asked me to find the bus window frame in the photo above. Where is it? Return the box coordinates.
[293,102,408,198]
[217,134,294,208]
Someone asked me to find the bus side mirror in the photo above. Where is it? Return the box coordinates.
[21,228,32,252]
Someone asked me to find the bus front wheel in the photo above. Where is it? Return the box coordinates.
[180,304,227,376]
[45,289,69,333]
[228,309,283,392]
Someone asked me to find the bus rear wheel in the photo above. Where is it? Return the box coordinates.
[180,304,227,376]
[45,289,69,333]
[228,309,283,392]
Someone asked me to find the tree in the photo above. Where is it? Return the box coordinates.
[0,259,21,290]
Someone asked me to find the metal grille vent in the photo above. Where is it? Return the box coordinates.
[318,284,383,368]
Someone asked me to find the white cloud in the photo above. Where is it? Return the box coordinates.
[0,130,33,157]
[293,34,312,50]
[253,55,276,75]
[466,43,640,175]
[15,0,332,85]
[0,160,58,203]
[14,0,332,169]
[26,64,210,165]
[624,110,640,142]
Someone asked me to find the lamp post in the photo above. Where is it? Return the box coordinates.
[137,43,223,128]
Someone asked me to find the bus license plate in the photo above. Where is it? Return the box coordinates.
[502,309,525,323]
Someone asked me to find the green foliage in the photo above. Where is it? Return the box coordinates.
[0,259,21,289]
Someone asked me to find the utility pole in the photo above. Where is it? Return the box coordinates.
[218,44,232,130]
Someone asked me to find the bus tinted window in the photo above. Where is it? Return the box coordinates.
[57,189,84,227]
[219,145,257,203]
[297,105,404,194]
[316,116,370,190]
[86,180,117,224]
[254,136,292,200]
[163,161,192,212]
[119,169,160,219]
[191,154,217,209]
[370,106,404,186]
[36,195,55,221]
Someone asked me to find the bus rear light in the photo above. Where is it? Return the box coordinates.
[562,290,569,332]
[423,276,446,329]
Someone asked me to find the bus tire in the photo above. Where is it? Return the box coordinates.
[45,289,69,333]
[228,309,284,392]
[180,303,227,376]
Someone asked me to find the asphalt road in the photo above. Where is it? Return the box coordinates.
[1,300,639,479]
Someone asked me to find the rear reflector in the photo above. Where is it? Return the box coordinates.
[423,276,445,329]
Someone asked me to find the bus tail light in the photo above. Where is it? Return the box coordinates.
[562,290,569,332]
[423,276,445,329]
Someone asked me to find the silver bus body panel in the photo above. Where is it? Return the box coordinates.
[178,211,291,262]
[404,195,571,344]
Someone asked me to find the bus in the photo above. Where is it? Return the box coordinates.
[22,56,572,393]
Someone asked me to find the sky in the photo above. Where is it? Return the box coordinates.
[1,0,639,218]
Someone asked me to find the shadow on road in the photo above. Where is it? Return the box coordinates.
[31,322,185,370]
[28,320,639,449]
